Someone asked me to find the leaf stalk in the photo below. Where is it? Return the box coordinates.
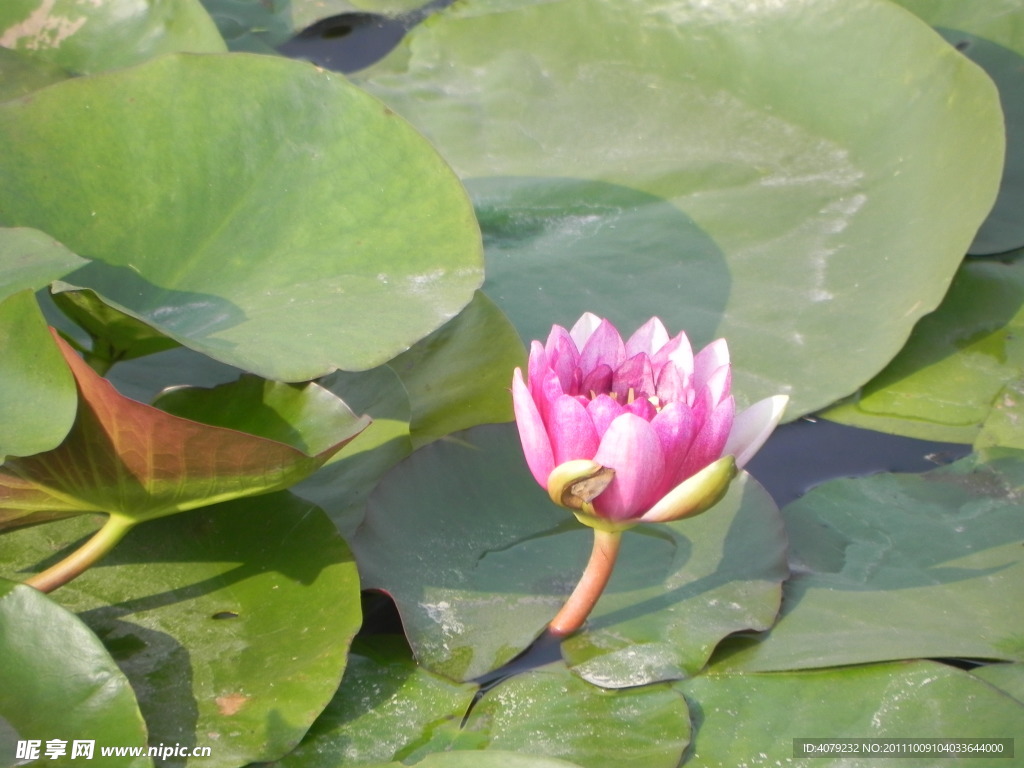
[24,514,135,593]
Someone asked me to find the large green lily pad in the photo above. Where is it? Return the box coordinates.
[0,579,150,768]
[0,0,225,74]
[455,661,689,768]
[292,365,414,538]
[353,423,787,685]
[0,492,361,767]
[893,1,1024,254]
[717,451,1024,672]
[823,258,1024,444]
[356,0,1004,417]
[273,636,478,767]
[0,47,68,100]
[386,290,524,448]
[679,660,1024,767]
[0,53,483,381]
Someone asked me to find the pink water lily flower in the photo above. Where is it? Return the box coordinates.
[512,313,788,526]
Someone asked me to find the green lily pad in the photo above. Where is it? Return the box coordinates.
[891,1,1024,254]
[976,377,1024,452]
[356,0,1004,417]
[352,423,786,685]
[387,290,525,447]
[0,578,150,768]
[823,258,1024,443]
[717,451,1024,672]
[971,662,1024,704]
[454,661,689,768]
[0,492,361,767]
[51,286,181,372]
[199,0,298,51]
[0,333,369,531]
[678,660,1024,768]
[292,365,413,538]
[0,0,226,74]
[0,227,86,301]
[0,47,69,100]
[352,424,567,681]
[361,754,585,768]
[0,295,76,461]
[272,636,478,767]
[0,53,483,381]
[560,473,785,688]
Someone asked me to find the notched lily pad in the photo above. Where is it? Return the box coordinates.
[354,423,787,686]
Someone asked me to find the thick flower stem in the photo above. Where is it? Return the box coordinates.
[549,527,622,637]
[24,514,135,594]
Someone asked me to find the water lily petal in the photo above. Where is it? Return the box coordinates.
[581,362,613,395]
[662,331,694,381]
[693,338,729,391]
[653,360,686,406]
[545,324,581,393]
[701,363,732,408]
[579,318,625,374]
[625,396,657,421]
[569,312,602,349]
[724,394,790,467]
[677,393,735,484]
[612,353,655,400]
[592,413,666,520]
[526,341,550,394]
[587,394,625,438]
[548,394,600,466]
[650,401,699,494]
[625,316,669,358]
[512,368,554,486]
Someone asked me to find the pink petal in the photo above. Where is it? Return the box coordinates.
[579,318,625,375]
[591,413,666,520]
[654,361,687,406]
[612,353,655,400]
[569,312,602,349]
[625,317,669,358]
[692,338,729,391]
[661,332,694,380]
[548,394,600,466]
[581,362,613,396]
[650,402,699,494]
[544,325,581,393]
[701,363,732,408]
[586,394,625,438]
[676,394,735,484]
[724,394,789,467]
[625,396,657,422]
[533,365,565,427]
[526,341,549,396]
[512,368,554,487]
